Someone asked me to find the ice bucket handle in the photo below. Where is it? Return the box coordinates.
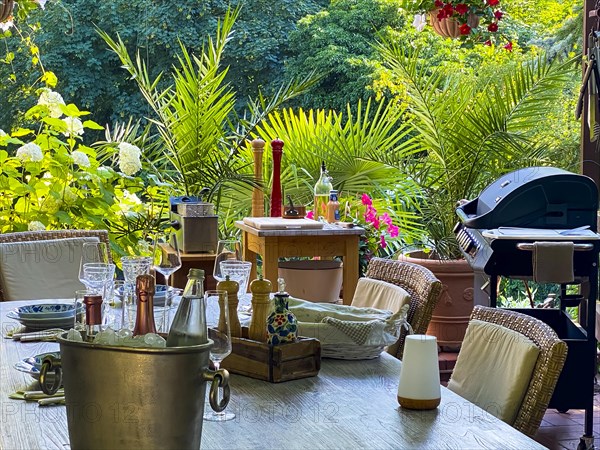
[203,368,230,412]
[39,355,62,395]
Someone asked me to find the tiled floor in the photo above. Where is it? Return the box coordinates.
[533,383,600,450]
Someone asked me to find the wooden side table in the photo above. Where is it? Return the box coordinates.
[234,221,363,305]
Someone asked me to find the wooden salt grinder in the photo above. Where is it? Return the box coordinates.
[216,276,242,338]
[251,138,265,217]
[248,275,272,342]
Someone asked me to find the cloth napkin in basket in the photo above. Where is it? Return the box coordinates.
[321,317,380,345]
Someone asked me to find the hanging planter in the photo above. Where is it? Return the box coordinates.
[428,9,480,39]
[0,0,14,23]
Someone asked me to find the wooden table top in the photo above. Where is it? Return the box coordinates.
[0,300,546,450]
[235,220,364,237]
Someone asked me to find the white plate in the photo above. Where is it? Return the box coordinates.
[14,351,60,380]
[7,310,77,330]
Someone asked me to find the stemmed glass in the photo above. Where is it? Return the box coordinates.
[152,232,182,331]
[212,239,242,283]
[203,290,235,422]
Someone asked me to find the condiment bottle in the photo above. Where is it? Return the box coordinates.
[166,268,207,347]
[326,189,340,223]
[248,276,273,342]
[267,278,298,345]
[83,294,103,342]
[313,161,333,221]
[133,274,157,336]
[216,276,242,338]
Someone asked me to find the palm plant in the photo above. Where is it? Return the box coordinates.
[98,7,316,209]
[373,41,578,260]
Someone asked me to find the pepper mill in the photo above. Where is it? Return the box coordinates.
[216,276,242,338]
[251,138,265,217]
[133,274,157,336]
[270,138,284,217]
[248,275,273,342]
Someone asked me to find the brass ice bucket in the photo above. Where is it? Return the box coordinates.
[40,334,229,450]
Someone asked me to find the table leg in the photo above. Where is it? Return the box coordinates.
[263,240,280,291]
[343,236,360,305]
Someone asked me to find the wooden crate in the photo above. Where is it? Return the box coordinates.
[221,328,321,383]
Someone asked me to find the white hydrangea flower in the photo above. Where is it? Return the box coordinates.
[28,221,46,231]
[16,143,43,162]
[0,20,14,33]
[37,89,65,118]
[71,150,90,167]
[118,189,142,213]
[412,14,427,32]
[0,129,6,137]
[63,186,78,205]
[118,142,142,176]
[63,117,84,137]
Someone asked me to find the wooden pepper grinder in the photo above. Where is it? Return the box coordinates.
[216,276,242,338]
[251,138,265,217]
[248,275,273,342]
[270,138,284,217]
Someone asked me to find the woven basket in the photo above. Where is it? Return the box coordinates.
[0,0,14,22]
[321,344,386,360]
[429,9,480,38]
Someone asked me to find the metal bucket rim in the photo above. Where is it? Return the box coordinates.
[57,333,213,355]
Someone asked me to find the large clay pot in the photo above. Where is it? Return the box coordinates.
[428,9,480,39]
[399,251,474,350]
[0,0,14,22]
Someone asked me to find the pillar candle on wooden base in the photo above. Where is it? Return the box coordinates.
[397,334,441,410]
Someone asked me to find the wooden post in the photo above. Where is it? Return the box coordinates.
[251,138,265,217]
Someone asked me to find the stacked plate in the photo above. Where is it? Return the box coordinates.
[7,303,81,330]
[14,351,61,380]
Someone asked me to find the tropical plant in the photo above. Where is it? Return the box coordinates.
[373,41,578,260]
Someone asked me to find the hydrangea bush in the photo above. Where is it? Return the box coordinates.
[0,84,164,256]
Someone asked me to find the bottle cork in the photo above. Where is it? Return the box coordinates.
[248,275,273,342]
[216,276,242,338]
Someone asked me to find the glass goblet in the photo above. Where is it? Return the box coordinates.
[212,239,242,283]
[152,233,182,331]
[203,289,235,422]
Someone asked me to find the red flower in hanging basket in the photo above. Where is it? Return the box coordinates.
[459,23,471,35]
[455,3,469,14]
[487,0,500,5]
[488,22,498,32]
[494,10,504,20]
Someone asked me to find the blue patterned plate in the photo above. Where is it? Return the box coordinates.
[17,303,76,319]
[14,351,61,380]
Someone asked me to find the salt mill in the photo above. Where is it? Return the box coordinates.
[216,276,242,338]
[251,138,265,217]
[248,275,273,342]
[133,274,157,336]
[270,138,284,217]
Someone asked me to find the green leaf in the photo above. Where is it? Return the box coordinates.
[82,120,104,130]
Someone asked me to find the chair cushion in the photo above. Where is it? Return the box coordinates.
[350,277,411,314]
[447,319,540,425]
[0,237,99,300]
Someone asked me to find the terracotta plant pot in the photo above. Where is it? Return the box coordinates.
[278,260,343,303]
[428,9,480,39]
[0,0,14,23]
[399,251,474,350]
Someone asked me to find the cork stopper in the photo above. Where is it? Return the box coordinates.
[250,275,272,294]
[216,275,239,295]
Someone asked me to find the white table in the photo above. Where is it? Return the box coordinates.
[0,299,547,449]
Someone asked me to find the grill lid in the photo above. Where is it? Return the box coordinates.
[456,167,598,231]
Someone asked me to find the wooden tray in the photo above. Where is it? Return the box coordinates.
[221,328,321,383]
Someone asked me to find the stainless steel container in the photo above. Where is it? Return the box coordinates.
[177,202,215,217]
[40,335,229,450]
[171,211,219,253]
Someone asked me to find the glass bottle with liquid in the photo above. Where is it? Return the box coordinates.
[83,294,103,342]
[166,268,207,347]
[133,274,157,336]
[326,190,340,223]
[314,161,333,221]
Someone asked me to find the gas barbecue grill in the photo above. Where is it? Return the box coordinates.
[454,166,598,446]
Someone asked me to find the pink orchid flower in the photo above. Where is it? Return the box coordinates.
[380,234,387,249]
[361,193,372,206]
[306,210,314,220]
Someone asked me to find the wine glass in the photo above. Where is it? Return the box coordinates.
[78,242,109,286]
[212,239,242,283]
[152,232,182,331]
[203,289,235,422]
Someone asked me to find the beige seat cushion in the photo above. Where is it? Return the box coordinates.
[0,237,99,300]
[447,319,540,424]
[350,277,411,314]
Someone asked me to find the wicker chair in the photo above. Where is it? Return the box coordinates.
[365,257,443,360]
[448,305,568,437]
[0,229,111,301]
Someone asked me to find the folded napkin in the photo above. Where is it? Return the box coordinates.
[532,241,574,284]
[321,317,381,345]
[9,389,65,406]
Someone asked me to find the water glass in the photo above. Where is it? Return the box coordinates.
[219,260,252,295]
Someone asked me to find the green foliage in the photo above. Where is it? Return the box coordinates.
[374,41,579,259]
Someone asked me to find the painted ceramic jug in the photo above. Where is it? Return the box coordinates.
[267,278,298,345]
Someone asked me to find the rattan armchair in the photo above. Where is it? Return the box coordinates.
[365,257,443,359]
[0,229,111,301]
[448,305,568,437]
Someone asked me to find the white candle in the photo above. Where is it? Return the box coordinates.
[397,334,441,410]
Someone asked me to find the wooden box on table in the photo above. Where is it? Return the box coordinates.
[221,328,321,383]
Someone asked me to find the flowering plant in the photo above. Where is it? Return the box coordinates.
[404,0,508,46]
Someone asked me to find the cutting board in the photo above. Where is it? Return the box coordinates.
[243,217,324,230]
